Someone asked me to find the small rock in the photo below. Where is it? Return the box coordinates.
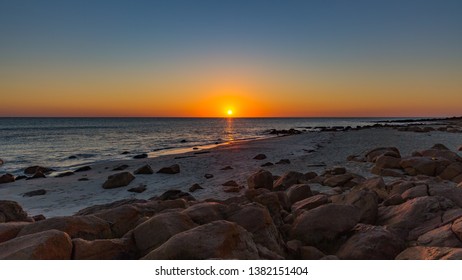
[0,158,3,165]
[78,178,89,181]
[222,180,238,187]
[72,238,135,260]
[157,190,195,201]
[32,215,46,222]
[180,139,187,143]
[276,159,290,164]
[261,162,274,167]
[112,164,129,171]
[0,201,30,222]
[134,164,154,174]
[253,154,267,160]
[127,185,147,193]
[15,175,27,180]
[458,145,462,151]
[133,153,148,159]
[383,194,405,206]
[24,166,54,175]
[68,155,77,159]
[304,172,318,180]
[55,171,74,178]
[102,172,135,189]
[204,174,214,179]
[223,186,242,193]
[220,166,233,170]
[157,164,180,174]
[23,189,47,197]
[27,171,46,180]
[121,151,130,155]
[189,183,203,192]
[75,166,91,172]
[0,174,15,184]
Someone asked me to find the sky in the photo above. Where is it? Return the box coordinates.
[0,0,461,117]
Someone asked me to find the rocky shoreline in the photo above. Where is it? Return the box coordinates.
[2,139,462,259]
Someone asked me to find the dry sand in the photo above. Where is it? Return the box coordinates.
[1,127,461,217]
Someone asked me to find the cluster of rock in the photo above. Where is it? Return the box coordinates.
[2,145,462,260]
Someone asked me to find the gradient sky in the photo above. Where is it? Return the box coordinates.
[1,0,461,117]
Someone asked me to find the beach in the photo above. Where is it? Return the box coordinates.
[1,119,462,260]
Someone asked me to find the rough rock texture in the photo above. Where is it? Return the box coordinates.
[286,184,312,204]
[72,238,135,260]
[157,164,180,174]
[17,216,112,240]
[351,177,389,201]
[182,202,228,225]
[0,174,15,184]
[0,200,30,223]
[133,211,196,256]
[291,204,360,252]
[273,171,304,191]
[396,246,462,260]
[134,164,154,175]
[0,222,30,243]
[332,189,378,224]
[102,172,135,189]
[142,220,259,259]
[291,194,330,214]
[0,230,72,260]
[336,224,405,259]
[416,223,462,248]
[323,174,353,187]
[247,169,273,190]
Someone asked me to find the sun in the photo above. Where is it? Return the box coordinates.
[227,109,233,116]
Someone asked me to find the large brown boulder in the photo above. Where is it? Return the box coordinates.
[365,147,400,162]
[336,224,405,260]
[291,204,360,252]
[17,215,112,240]
[0,229,72,260]
[247,169,273,190]
[439,163,462,180]
[400,157,450,176]
[428,182,462,208]
[396,246,462,260]
[133,211,196,256]
[0,174,15,184]
[72,237,135,260]
[0,200,30,223]
[142,220,259,259]
[0,222,30,243]
[273,171,304,191]
[416,223,462,247]
[374,155,402,169]
[377,196,453,240]
[323,174,353,187]
[291,194,330,214]
[92,204,145,237]
[351,177,389,201]
[419,148,462,162]
[401,185,428,200]
[102,172,135,189]
[331,189,378,224]
[451,216,462,240]
[286,184,312,204]
[182,202,228,224]
[227,203,285,256]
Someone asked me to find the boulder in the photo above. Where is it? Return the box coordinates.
[458,145,462,151]
[17,216,112,240]
[400,157,450,176]
[401,185,428,200]
[74,198,146,215]
[227,203,285,256]
[365,147,400,162]
[157,164,180,174]
[0,230,72,260]
[428,183,462,208]
[220,166,233,170]
[0,174,15,184]
[133,211,196,256]
[28,171,46,179]
[336,224,405,260]
[222,180,238,187]
[247,169,273,190]
[55,171,74,177]
[439,163,462,180]
[142,220,259,259]
[23,189,47,197]
[286,184,312,204]
[75,166,91,172]
[291,204,360,252]
[189,183,203,192]
[261,162,274,167]
[300,246,326,260]
[374,155,402,169]
[157,190,195,201]
[377,196,452,240]
[102,172,135,189]
[419,148,462,162]
[253,154,267,160]
[93,205,146,237]
[332,189,378,224]
[24,166,53,175]
[431,143,450,150]
[383,194,405,206]
[396,246,462,260]
[273,171,304,191]
[417,223,462,247]
[0,200,30,223]
[134,164,154,174]
[0,222,30,243]
[127,185,147,193]
[351,177,389,201]
[323,174,353,187]
[182,202,228,224]
[291,194,329,214]
[72,238,135,260]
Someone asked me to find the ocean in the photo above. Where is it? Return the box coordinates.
[0,117,399,175]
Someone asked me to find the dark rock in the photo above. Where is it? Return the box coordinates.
[220,166,233,170]
[300,246,326,260]
[55,171,74,178]
[157,164,180,174]
[323,174,353,187]
[304,172,318,180]
[247,169,273,190]
[291,194,330,214]
[182,202,228,225]
[157,190,195,201]
[276,159,291,165]
[416,223,462,248]
[189,183,203,192]
[396,246,462,260]
[286,184,312,204]
[401,185,428,200]
[223,186,242,193]
[332,189,378,224]
[121,151,130,155]
[253,154,267,160]
[15,175,27,180]
[102,172,135,189]
[0,229,72,260]
[23,189,47,197]
[78,178,89,181]
[127,185,147,193]
[24,166,54,175]
[273,171,304,191]
[180,139,187,143]
[352,177,389,201]
[134,164,154,174]
[133,153,148,159]
[0,200,30,223]
[204,174,214,179]
[222,180,238,187]
[112,164,129,171]
[0,222,30,243]
[75,166,91,172]
[27,171,46,180]
[432,144,450,150]
[365,147,401,162]
[0,174,15,184]
[261,162,274,167]
[32,215,46,222]
[72,237,135,260]
[68,155,77,159]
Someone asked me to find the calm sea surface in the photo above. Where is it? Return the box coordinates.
[0,117,397,174]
